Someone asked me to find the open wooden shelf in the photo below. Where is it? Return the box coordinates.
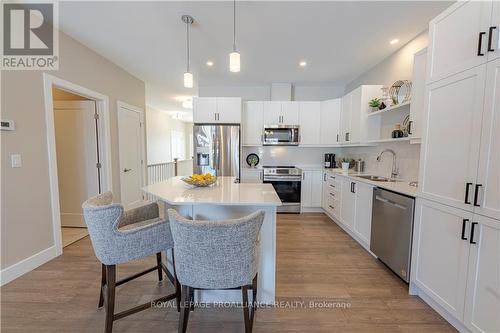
[367,101,411,117]
[364,137,411,144]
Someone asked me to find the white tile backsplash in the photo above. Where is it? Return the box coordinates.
[242,142,421,181]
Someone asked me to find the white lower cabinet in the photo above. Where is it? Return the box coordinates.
[464,214,500,333]
[352,182,374,246]
[240,169,262,183]
[323,173,374,250]
[412,198,500,331]
[301,170,323,208]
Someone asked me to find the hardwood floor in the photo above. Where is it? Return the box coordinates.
[1,213,455,332]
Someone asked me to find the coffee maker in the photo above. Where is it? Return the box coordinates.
[324,153,336,168]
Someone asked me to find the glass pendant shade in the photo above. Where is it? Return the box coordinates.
[229,51,240,72]
[183,71,193,88]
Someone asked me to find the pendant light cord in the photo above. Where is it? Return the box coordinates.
[233,0,236,51]
[186,20,190,72]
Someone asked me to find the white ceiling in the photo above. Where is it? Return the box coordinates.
[58,1,451,113]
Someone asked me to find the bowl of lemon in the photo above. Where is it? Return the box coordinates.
[182,173,217,187]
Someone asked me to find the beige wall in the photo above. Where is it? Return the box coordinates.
[345,30,429,92]
[1,31,145,269]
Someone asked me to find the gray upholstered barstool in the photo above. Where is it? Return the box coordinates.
[167,209,265,333]
[82,192,180,333]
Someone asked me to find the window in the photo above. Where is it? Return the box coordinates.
[171,130,186,160]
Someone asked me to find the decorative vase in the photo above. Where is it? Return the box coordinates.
[379,102,387,110]
[341,162,350,172]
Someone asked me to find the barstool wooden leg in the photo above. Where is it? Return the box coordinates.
[172,250,181,312]
[98,264,106,308]
[179,285,191,333]
[242,285,252,333]
[156,252,163,281]
[251,275,258,327]
[104,265,116,333]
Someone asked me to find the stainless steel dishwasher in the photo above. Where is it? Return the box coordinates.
[370,188,415,283]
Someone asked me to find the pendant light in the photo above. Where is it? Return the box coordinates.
[182,15,194,88]
[229,0,240,72]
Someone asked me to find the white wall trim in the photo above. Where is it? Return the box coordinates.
[117,101,146,209]
[0,246,58,286]
[31,73,113,279]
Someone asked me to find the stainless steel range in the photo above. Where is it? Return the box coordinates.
[263,166,302,213]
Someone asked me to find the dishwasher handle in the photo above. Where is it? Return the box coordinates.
[375,195,407,210]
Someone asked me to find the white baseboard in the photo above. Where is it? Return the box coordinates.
[0,245,58,286]
[300,207,323,213]
[414,286,471,333]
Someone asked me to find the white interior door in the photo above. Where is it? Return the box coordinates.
[118,103,145,209]
[54,100,100,227]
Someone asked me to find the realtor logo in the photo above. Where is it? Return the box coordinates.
[1,2,58,70]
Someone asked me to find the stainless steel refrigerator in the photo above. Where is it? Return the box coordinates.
[193,125,240,179]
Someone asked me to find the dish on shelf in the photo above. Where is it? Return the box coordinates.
[389,80,412,105]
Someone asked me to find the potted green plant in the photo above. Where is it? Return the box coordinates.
[340,157,351,172]
[369,98,381,112]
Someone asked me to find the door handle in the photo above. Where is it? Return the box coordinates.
[470,222,478,244]
[461,219,469,240]
[123,168,132,173]
[478,32,486,56]
[473,184,482,207]
[488,26,497,52]
[464,182,473,204]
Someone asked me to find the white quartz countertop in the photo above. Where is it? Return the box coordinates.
[143,176,282,206]
[325,168,418,197]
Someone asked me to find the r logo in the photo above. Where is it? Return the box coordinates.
[3,3,53,56]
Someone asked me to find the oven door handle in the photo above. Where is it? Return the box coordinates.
[264,177,302,182]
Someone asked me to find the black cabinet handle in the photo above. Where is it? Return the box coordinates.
[350,182,356,193]
[470,222,478,244]
[461,219,469,240]
[336,134,339,142]
[408,121,413,135]
[478,32,486,56]
[464,182,473,204]
[488,26,497,52]
[346,132,350,142]
[473,184,482,207]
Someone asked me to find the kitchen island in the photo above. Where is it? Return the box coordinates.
[142,176,282,304]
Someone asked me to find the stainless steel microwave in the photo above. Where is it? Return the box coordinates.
[263,125,300,146]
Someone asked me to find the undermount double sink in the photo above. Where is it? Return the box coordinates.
[356,175,396,182]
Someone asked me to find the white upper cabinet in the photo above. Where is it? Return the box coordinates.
[298,102,321,146]
[242,102,264,146]
[409,48,427,140]
[476,58,500,220]
[412,198,472,321]
[193,97,217,123]
[263,101,282,124]
[419,65,486,212]
[340,92,352,143]
[281,102,299,125]
[490,1,500,61]
[320,99,341,145]
[216,97,242,123]
[464,214,500,333]
[193,97,241,123]
[427,0,492,84]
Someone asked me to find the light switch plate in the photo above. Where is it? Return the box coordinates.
[11,154,22,168]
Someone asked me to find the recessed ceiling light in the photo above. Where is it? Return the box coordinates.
[390,39,399,45]
[299,61,307,67]
[206,61,214,67]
